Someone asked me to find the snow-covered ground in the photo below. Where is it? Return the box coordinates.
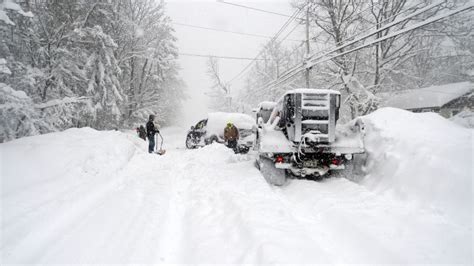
[451,110,474,128]
[1,108,472,264]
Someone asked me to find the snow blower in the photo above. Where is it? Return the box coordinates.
[155,133,166,155]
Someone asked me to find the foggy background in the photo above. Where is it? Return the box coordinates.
[166,0,301,125]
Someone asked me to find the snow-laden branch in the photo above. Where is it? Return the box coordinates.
[35,97,91,109]
[0,0,33,25]
[0,58,11,75]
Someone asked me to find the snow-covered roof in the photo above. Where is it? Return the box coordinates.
[206,112,255,136]
[286,88,341,95]
[257,101,276,110]
[384,82,473,110]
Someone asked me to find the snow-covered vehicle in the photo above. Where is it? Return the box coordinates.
[253,101,277,124]
[255,88,365,185]
[185,112,255,153]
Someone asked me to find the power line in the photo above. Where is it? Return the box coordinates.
[255,3,473,93]
[273,2,428,85]
[275,1,445,86]
[306,2,445,64]
[216,0,304,21]
[309,4,474,67]
[172,22,303,42]
[228,8,302,83]
[279,20,303,46]
[313,2,426,57]
[287,41,306,59]
[228,5,306,84]
[179,52,269,60]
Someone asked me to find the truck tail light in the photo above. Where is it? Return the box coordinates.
[275,155,284,163]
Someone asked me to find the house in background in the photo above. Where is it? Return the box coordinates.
[383,82,473,118]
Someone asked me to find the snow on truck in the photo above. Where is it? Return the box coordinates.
[255,88,365,185]
[253,101,277,124]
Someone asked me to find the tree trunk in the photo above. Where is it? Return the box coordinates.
[128,57,135,118]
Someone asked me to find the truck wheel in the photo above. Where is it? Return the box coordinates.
[259,156,287,186]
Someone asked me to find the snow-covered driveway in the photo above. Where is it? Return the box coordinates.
[1,119,472,264]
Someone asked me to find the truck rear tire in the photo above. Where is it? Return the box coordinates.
[259,156,287,186]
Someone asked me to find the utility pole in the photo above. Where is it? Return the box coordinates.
[226,85,232,111]
[305,3,311,88]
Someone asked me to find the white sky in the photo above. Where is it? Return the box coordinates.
[165,0,303,125]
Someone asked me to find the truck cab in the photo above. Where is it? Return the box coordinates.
[256,88,364,185]
[254,101,277,124]
[270,89,341,144]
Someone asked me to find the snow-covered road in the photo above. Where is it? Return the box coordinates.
[1,110,472,264]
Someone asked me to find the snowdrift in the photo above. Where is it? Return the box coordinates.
[1,124,471,263]
[358,108,472,225]
[1,128,143,196]
[0,127,147,262]
[450,110,474,128]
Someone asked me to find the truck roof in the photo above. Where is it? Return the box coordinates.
[285,88,341,95]
[257,101,277,110]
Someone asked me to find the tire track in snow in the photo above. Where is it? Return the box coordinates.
[27,153,175,263]
[150,145,335,263]
[150,149,196,263]
[3,128,470,264]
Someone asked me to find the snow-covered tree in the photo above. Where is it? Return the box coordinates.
[238,0,473,121]
[238,39,306,110]
[0,83,50,142]
[206,56,233,112]
[110,0,184,126]
[0,0,185,142]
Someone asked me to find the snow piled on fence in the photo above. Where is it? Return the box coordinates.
[359,107,472,225]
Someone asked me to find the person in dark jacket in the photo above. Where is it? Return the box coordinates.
[224,122,239,151]
[146,114,159,153]
[138,125,147,141]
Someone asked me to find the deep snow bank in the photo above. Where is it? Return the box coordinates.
[0,127,147,260]
[359,108,472,225]
[450,110,474,128]
[1,127,144,197]
[1,124,471,264]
